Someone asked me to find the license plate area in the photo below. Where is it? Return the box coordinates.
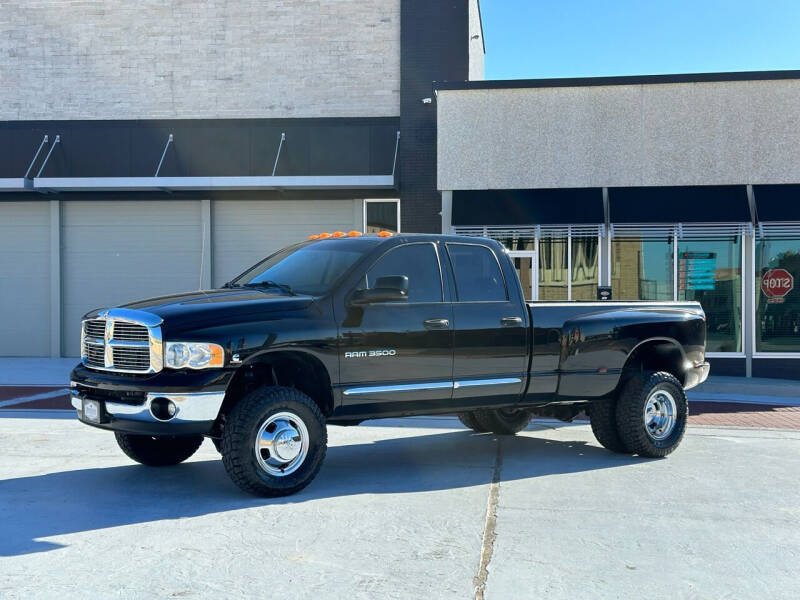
[82,398,104,423]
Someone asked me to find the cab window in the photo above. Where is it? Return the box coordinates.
[446,243,508,302]
[365,243,443,302]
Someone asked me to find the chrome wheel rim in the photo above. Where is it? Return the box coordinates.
[643,389,677,441]
[254,411,309,477]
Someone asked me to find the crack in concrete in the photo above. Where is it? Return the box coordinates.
[473,437,503,600]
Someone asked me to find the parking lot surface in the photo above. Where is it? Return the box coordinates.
[1,414,798,599]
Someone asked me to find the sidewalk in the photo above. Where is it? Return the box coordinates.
[1,358,798,429]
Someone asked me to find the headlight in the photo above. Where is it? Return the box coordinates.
[165,342,225,369]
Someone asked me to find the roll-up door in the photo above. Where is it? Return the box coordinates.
[212,199,361,287]
[0,201,50,356]
[61,200,202,356]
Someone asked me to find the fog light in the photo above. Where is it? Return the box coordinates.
[150,397,177,421]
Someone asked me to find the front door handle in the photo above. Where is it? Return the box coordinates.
[424,318,450,330]
[501,316,523,327]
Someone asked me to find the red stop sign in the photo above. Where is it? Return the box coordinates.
[761,268,794,298]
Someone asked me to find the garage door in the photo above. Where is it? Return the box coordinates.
[0,201,51,356]
[212,199,361,287]
[61,200,202,356]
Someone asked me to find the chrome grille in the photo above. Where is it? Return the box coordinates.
[81,309,163,374]
[112,347,151,370]
[112,322,149,341]
[84,343,105,368]
[84,320,106,340]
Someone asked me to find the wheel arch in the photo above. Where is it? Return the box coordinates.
[218,350,334,423]
[621,337,689,388]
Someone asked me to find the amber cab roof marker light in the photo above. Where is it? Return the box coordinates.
[332,231,346,238]
[308,234,320,240]
[348,230,362,237]
[318,232,332,239]
[377,230,393,237]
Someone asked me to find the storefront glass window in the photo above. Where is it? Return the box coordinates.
[611,238,673,301]
[572,237,598,300]
[677,237,742,352]
[539,238,568,300]
[756,238,800,352]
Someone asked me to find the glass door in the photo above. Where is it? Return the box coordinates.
[509,250,537,301]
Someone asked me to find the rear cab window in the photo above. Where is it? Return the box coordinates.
[446,243,508,302]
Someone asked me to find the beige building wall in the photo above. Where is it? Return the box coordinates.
[438,79,800,190]
[1,0,400,121]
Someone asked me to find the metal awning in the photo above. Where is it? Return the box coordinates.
[0,178,32,191]
[2,128,400,193]
[31,175,396,191]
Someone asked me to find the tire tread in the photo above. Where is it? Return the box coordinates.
[221,386,327,497]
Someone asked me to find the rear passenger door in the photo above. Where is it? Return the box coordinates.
[445,243,527,408]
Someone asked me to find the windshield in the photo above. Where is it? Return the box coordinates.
[229,238,381,295]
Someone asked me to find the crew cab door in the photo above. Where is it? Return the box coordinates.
[336,241,453,417]
[444,242,528,407]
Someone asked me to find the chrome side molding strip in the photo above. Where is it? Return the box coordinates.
[453,377,521,389]
[342,377,522,396]
[342,381,453,396]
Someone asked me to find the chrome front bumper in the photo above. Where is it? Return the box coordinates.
[684,361,711,390]
[70,386,225,424]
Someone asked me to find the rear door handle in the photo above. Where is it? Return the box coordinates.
[501,316,523,327]
[424,318,450,330]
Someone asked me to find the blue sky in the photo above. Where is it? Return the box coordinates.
[481,0,800,79]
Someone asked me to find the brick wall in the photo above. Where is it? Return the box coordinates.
[0,0,400,120]
[399,1,468,233]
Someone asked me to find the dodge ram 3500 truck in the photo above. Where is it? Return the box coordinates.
[70,233,709,496]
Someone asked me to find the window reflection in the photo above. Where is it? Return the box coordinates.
[756,238,800,352]
[612,238,673,301]
[678,238,742,352]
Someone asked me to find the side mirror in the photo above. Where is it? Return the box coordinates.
[350,275,409,305]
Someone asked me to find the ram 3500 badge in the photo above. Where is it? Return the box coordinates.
[70,233,709,496]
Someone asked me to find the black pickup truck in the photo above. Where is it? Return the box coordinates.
[70,233,709,496]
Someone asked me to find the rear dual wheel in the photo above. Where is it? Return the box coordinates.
[590,371,688,457]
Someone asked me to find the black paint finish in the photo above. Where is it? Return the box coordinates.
[0,117,399,179]
[453,188,604,225]
[68,234,708,434]
[609,186,750,224]
[435,69,800,91]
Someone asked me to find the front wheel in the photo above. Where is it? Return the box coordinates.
[115,433,204,466]
[615,372,688,458]
[221,386,327,497]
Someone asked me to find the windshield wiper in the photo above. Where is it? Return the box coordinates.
[242,280,297,296]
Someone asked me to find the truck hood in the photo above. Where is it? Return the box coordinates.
[118,288,315,324]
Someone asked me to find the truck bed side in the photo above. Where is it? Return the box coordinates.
[524,301,706,403]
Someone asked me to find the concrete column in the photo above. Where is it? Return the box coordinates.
[600,187,611,287]
[440,190,452,234]
[49,199,61,357]
[200,199,212,289]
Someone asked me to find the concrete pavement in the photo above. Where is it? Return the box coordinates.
[1,414,798,599]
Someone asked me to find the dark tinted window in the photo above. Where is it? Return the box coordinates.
[447,244,507,302]
[366,243,442,302]
[232,238,379,295]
